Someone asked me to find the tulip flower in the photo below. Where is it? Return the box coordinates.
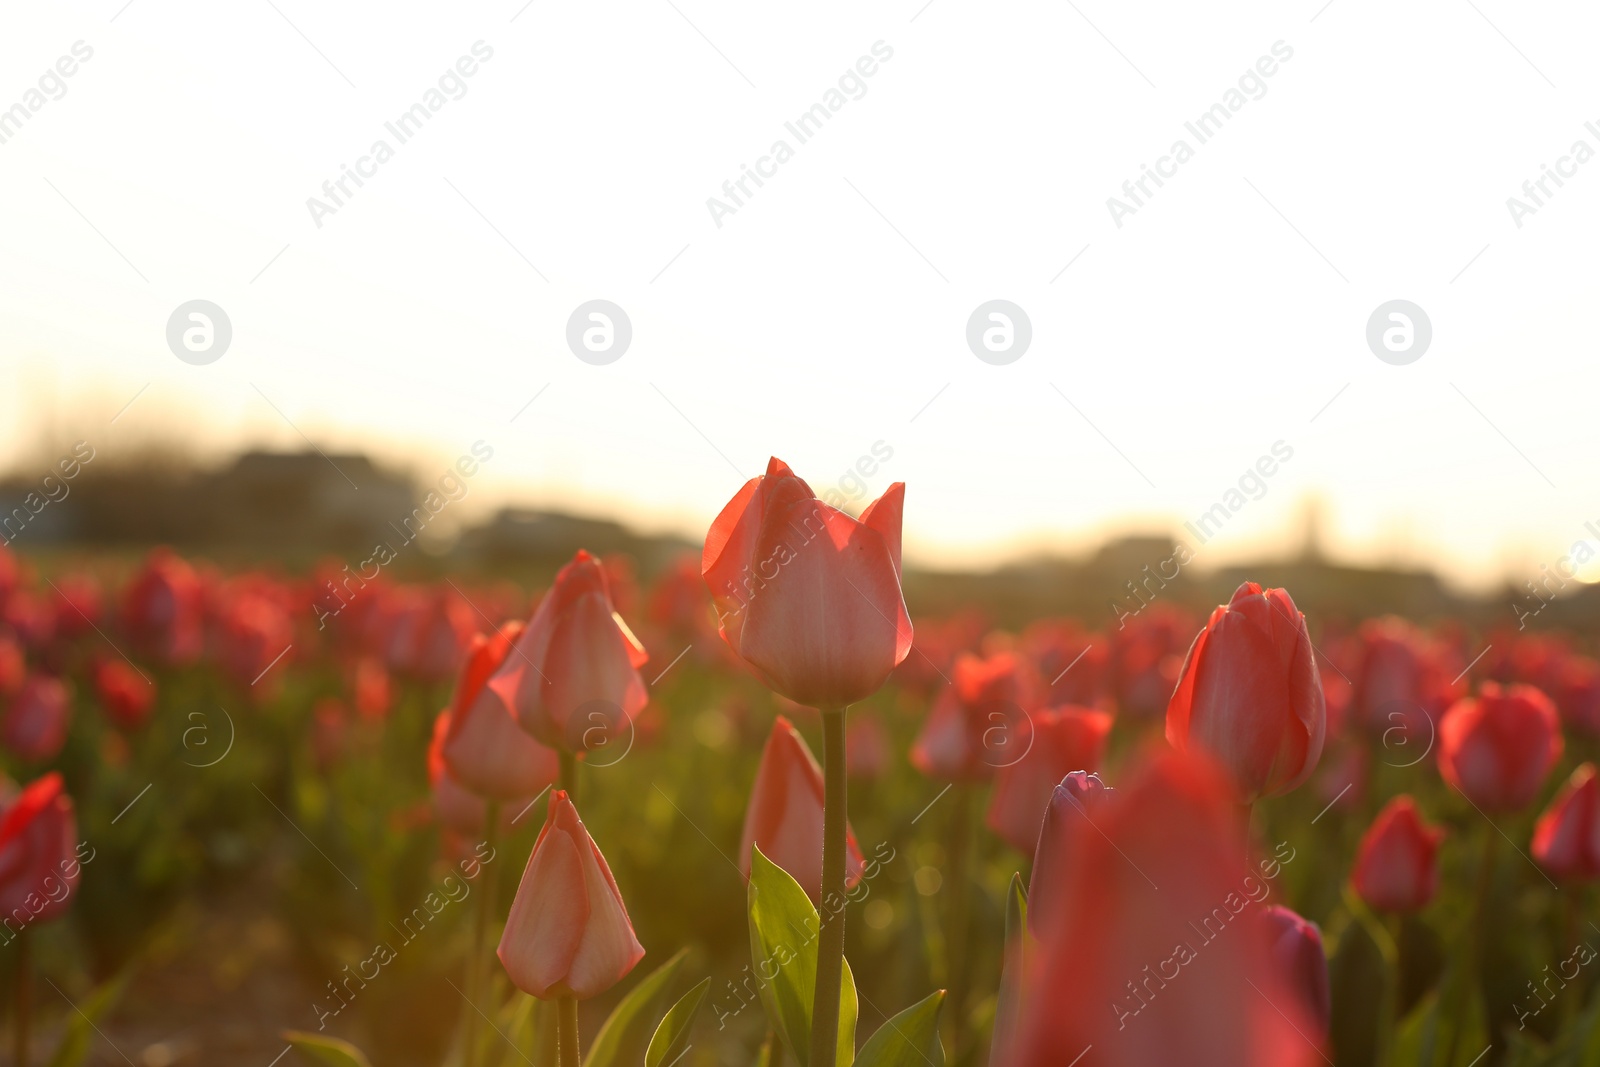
[986,706,1112,852]
[1166,582,1326,802]
[1260,905,1330,1037]
[1016,749,1322,1066]
[427,711,527,839]
[1028,771,1114,940]
[1438,683,1562,813]
[122,548,205,666]
[741,717,865,902]
[1350,617,1462,736]
[91,658,155,732]
[3,675,70,763]
[444,622,561,801]
[352,656,391,722]
[912,651,1040,781]
[1532,763,1600,881]
[701,457,911,710]
[0,637,21,699]
[1350,796,1444,913]
[0,773,82,928]
[488,551,649,755]
[498,790,645,1000]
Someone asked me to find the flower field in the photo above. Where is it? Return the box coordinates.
[1,457,1598,1067]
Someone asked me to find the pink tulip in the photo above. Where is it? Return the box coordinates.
[1438,683,1562,813]
[0,773,82,927]
[986,706,1112,852]
[1351,796,1444,913]
[702,457,911,709]
[740,716,865,902]
[498,790,645,1000]
[1259,905,1330,1037]
[3,675,70,763]
[1532,763,1600,882]
[1166,582,1325,802]
[488,551,649,753]
[444,622,561,801]
[1028,771,1114,940]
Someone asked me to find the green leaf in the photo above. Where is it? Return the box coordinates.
[747,846,859,1067]
[855,990,946,1067]
[47,970,133,1067]
[988,874,1027,1067]
[646,976,711,1067]
[584,948,688,1067]
[282,1031,374,1067]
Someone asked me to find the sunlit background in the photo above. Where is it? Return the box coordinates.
[4,0,1599,591]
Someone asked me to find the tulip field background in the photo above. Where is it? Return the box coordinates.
[0,528,1598,1067]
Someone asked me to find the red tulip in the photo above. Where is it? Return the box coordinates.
[1531,763,1600,882]
[1166,582,1326,801]
[912,651,1039,781]
[1016,749,1322,1066]
[91,658,155,731]
[1351,796,1444,913]
[1028,771,1114,940]
[444,622,561,801]
[498,790,645,1000]
[3,675,70,763]
[428,711,526,837]
[740,716,865,902]
[0,773,82,927]
[488,551,649,753]
[352,656,391,722]
[1438,683,1562,813]
[986,706,1112,852]
[122,548,205,666]
[1259,906,1330,1037]
[48,573,102,642]
[0,637,21,699]
[1350,617,1462,736]
[702,457,911,709]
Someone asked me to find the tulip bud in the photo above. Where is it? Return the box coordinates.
[741,717,865,902]
[1351,796,1444,913]
[91,658,155,732]
[3,675,71,763]
[488,551,649,753]
[444,622,561,800]
[1532,763,1600,882]
[498,790,645,1000]
[0,773,81,927]
[1259,906,1330,1037]
[1028,771,1114,940]
[1438,683,1562,813]
[987,707,1112,853]
[1166,582,1326,802]
[702,457,911,709]
[912,651,1039,782]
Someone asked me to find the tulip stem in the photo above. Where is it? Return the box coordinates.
[14,929,28,1067]
[557,995,580,1067]
[464,801,501,1067]
[1444,830,1497,1067]
[808,707,848,1067]
[560,751,579,802]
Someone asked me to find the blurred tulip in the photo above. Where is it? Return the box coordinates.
[428,711,526,837]
[1438,683,1562,813]
[122,548,205,666]
[1552,656,1600,738]
[1022,620,1107,707]
[1166,582,1326,802]
[1016,749,1322,1066]
[48,572,102,642]
[912,651,1039,781]
[1108,605,1191,720]
[3,675,70,762]
[1351,796,1444,913]
[702,457,911,709]
[0,636,23,699]
[741,716,865,902]
[498,790,645,1000]
[1531,763,1600,882]
[0,772,81,927]
[1259,905,1330,1037]
[488,551,649,753]
[311,697,350,771]
[845,714,891,780]
[91,658,155,731]
[351,656,391,721]
[986,706,1112,852]
[1350,618,1462,736]
[1028,771,1114,940]
[445,622,561,801]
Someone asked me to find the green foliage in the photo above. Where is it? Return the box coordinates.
[855,990,945,1067]
[585,949,688,1067]
[646,977,710,1067]
[283,1031,375,1067]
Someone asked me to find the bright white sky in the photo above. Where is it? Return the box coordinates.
[3,0,1597,590]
